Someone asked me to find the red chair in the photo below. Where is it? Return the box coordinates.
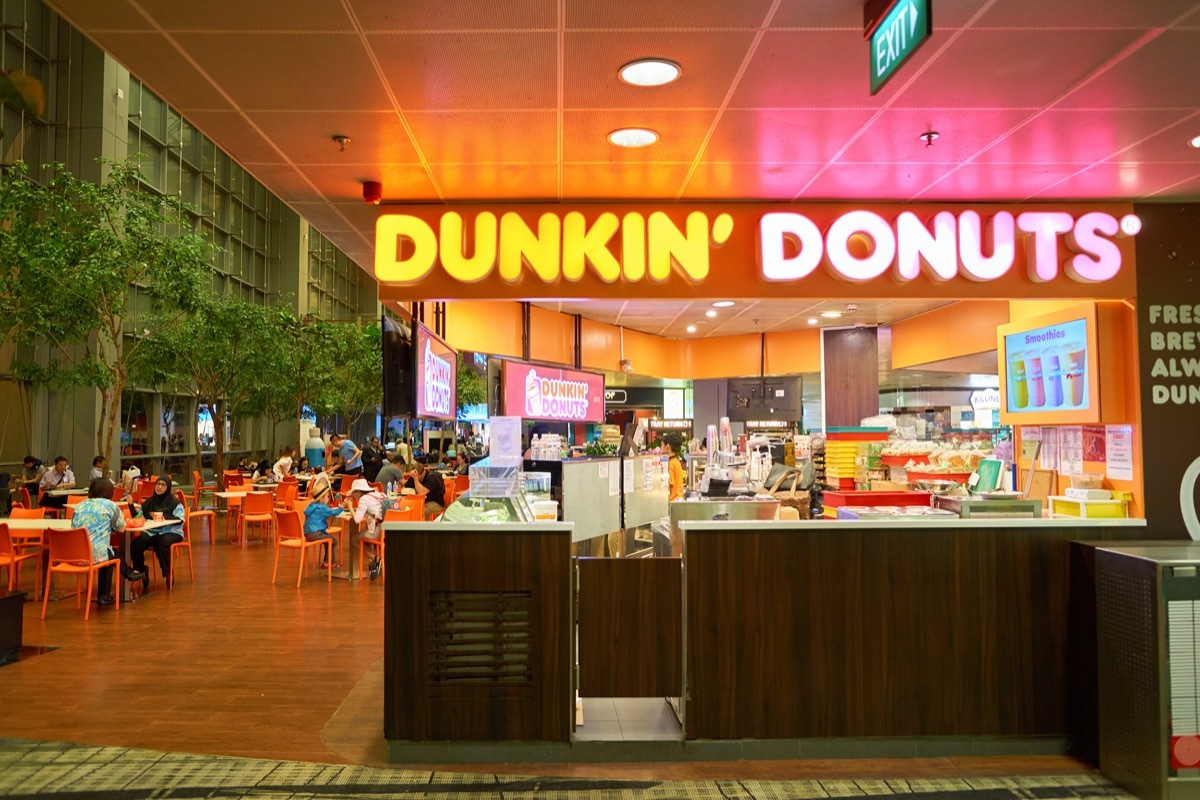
[239,492,275,549]
[273,509,333,587]
[0,522,41,597]
[41,527,121,620]
[221,470,243,489]
[192,470,217,509]
[454,474,469,496]
[112,485,125,501]
[135,479,156,502]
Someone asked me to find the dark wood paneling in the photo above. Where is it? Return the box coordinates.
[684,524,1146,741]
[384,527,572,742]
[577,557,681,697]
[822,328,879,428]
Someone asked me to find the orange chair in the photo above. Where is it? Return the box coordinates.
[6,507,46,552]
[338,475,356,496]
[281,474,298,485]
[274,483,299,512]
[9,506,47,520]
[41,527,121,620]
[239,492,275,549]
[192,470,217,507]
[17,487,33,511]
[66,494,86,508]
[442,481,457,507]
[454,474,469,496]
[135,479,156,502]
[37,490,63,520]
[186,485,217,544]
[223,484,252,541]
[273,509,332,586]
[0,522,41,597]
[121,506,133,521]
[221,471,243,489]
[112,485,125,501]
[370,481,384,493]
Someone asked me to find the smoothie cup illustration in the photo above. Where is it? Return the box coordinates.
[1045,350,1064,407]
[1026,352,1045,407]
[525,369,542,416]
[1065,346,1087,406]
[1008,351,1028,409]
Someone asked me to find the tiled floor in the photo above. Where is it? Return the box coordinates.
[575,697,683,742]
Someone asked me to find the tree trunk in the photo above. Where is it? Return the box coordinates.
[212,398,227,489]
[98,374,123,467]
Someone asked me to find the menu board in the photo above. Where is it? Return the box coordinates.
[414,323,457,421]
[503,361,605,423]
[1004,317,1090,414]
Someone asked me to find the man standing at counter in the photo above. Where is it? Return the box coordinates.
[405,462,446,517]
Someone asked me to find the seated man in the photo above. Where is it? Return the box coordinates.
[374,452,407,493]
[404,461,446,517]
[89,456,108,481]
[39,456,76,510]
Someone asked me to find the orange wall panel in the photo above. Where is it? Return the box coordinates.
[765,329,821,374]
[1007,299,1088,323]
[529,305,574,366]
[444,301,521,357]
[580,318,621,373]
[623,327,679,378]
[891,301,1010,369]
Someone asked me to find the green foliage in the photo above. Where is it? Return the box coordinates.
[0,158,212,456]
[316,321,383,427]
[457,358,486,408]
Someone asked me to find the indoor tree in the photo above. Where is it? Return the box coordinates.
[0,158,209,460]
[313,321,382,432]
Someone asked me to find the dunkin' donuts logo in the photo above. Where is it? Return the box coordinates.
[423,341,452,417]
[524,369,591,420]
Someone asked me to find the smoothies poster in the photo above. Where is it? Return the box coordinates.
[1004,317,1090,413]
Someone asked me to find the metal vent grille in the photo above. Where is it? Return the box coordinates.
[1097,559,1159,790]
[428,591,533,685]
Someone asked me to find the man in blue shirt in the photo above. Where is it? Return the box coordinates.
[331,434,363,476]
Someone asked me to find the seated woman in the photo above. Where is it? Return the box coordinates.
[130,477,185,589]
[71,478,145,606]
[295,456,310,474]
[251,457,275,485]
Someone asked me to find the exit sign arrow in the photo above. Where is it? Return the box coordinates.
[868,0,932,95]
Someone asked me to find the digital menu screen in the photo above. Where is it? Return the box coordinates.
[1003,317,1090,413]
[414,323,457,421]
[503,362,605,423]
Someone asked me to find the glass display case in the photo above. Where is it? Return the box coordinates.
[442,457,551,524]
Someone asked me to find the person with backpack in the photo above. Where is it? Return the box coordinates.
[347,478,386,579]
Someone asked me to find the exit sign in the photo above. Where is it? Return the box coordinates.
[869,0,932,95]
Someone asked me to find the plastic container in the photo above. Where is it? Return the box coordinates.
[532,500,559,521]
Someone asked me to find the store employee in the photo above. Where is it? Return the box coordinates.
[663,433,685,502]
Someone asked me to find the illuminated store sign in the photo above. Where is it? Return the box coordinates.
[503,362,605,424]
[414,323,457,422]
[375,204,1138,302]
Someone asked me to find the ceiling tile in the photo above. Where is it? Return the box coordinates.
[975,0,1200,28]
[567,0,776,30]
[299,165,441,204]
[247,111,423,165]
[893,29,1141,109]
[771,0,986,29]
[973,109,1195,164]
[349,0,557,31]
[731,29,901,109]
[914,163,1090,201]
[701,109,878,163]
[55,1,153,31]
[405,111,556,163]
[431,163,559,200]
[1029,161,1200,200]
[1110,114,1200,161]
[367,32,556,110]
[172,33,393,111]
[135,0,353,31]
[563,109,715,162]
[328,201,411,240]
[86,33,229,111]
[183,110,286,164]
[840,108,1033,164]
[1057,30,1200,108]
[244,164,325,203]
[565,31,752,110]
[1144,171,1200,199]
[562,163,694,198]
[800,162,960,200]
[680,161,823,199]
[288,202,358,235]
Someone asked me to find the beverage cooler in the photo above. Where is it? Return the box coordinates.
[1096,544,1200,800]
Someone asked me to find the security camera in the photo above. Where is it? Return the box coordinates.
[846,303,858,313]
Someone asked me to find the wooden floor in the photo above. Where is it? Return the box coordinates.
[0,517,1103,781]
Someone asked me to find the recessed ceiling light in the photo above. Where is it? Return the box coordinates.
[608,128,658,148]
[619,59,682,87]
[807,318,818,325]
[705,310,717,318]
[686,325,697,333]
[1190,134,1200,149]
[820,311,843,319]
[712,300,735,308]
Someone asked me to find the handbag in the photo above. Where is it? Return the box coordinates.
[767,469,810,516]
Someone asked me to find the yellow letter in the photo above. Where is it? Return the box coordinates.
[374,214,436,283]
[648,211,710,282]
[622,213,646,282]
[563,212,620,282]
[439,212,497,283]
[499,212,561,283]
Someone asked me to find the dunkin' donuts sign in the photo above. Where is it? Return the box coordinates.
[414,323,457,421]
[503,362,605,424]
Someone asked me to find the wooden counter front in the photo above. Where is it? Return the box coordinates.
[680,519,1147,741]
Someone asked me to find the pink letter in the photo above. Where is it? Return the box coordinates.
[825,210,896,282]
[1065,211,1121,283]
[759,212,823,281]
[1017,211,1074,282]
[958,211,1015,281]
[895,211,957,282]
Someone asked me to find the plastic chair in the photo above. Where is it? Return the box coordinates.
[66,494,86,507]
[9,506,47,520]
[164,495,194,588]
[370,482,384,493]
[112,485,125,501]
[187,485,216,544]
[135,479,156,502]
[239,492,275,549]
[37,490,63,520]
[273,509,332,587]
[223,484,252,541]
[443,481,457,507]
[221,471,243,489]
[274,483,299,512]
[17,487,33,511]
[338,475,356,496]
[454,474,469,496]
[41,526,120,620]
[0,522,41,597]
[192,470,217,507]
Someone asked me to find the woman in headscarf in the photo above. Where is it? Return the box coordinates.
[130,477,185,589]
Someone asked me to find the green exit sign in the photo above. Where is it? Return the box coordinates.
[869,0,932,95]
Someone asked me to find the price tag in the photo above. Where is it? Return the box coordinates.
[967,472,980,487]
